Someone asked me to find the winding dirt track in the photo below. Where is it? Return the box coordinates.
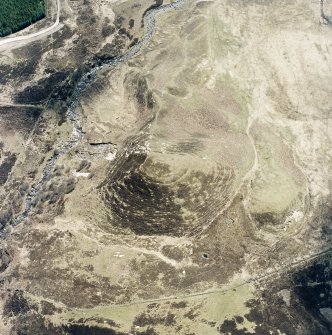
[94,246,332,308]
[0,0,61,50]
[1,0,331,315]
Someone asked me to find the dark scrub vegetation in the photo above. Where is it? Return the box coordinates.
[0,0,45,37]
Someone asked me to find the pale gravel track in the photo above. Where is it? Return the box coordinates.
[3,245,329,310]
[82,246,332,308]
[2,0,331,312]
[0,0,61,50]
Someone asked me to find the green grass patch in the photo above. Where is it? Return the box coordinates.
[0,0,46,37]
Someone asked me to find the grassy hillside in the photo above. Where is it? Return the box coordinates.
[0,0,46,37]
